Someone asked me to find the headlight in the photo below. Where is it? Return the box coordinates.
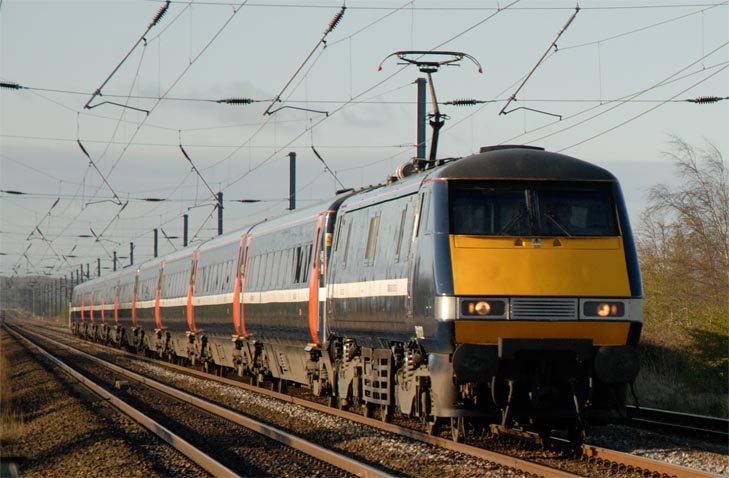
[460,299,506,318]
[583,300,625,318]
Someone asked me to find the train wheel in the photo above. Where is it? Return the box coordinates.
[450,417,465,443]
[419,389,439,434]
[567,422,586,454]
[537,425,552,448]
[380,405,392,423]
[362,403,374,418]
[425,417,442,437]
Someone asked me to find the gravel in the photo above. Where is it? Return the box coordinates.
[0,327,212,478]
[585,423,729,476]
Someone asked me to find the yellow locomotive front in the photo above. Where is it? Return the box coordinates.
[439,147,642,441]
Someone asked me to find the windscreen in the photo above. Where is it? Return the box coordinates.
[449,181,619,237]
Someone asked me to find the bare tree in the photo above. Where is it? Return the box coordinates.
[636,136,728,409]
[642,136,729,309]
[637,136,728,345]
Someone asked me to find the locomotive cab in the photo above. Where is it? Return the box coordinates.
[428,146,643,440]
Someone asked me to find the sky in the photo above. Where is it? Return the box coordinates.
[1,0,728,279]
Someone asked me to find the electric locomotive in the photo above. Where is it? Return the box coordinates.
[70,144,642,443]
[327,145,641,441]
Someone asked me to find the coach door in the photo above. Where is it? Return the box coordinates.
[131,267,140,328]
[154,261,165,330]
[308,213,326,345]
[407,193,427,317]
[114,281,120,326]
[234,234,251,338]
[187,251,199,334]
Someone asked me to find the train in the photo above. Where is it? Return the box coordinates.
[70,145,642,443]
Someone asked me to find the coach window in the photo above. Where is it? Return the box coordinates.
[200,266,208,293]
[419,193,431,235]
[300,244,312,282]
[279,250,287,287]
[286,248,295,284]
[294,246,308,283]
[270,252,277,287]
[195,266,202,292]
[259,254,270,290]
[342,220,352,266]
[278,251,288,287]
[208,264,215,292]
[270,252,278,287]
[394,207,408,263]
[364,214,380,265]
[165,273,172,297]
[225,260,233,288]
[258,254,265,287]
[248,255,258,288]
[334,216,345,253]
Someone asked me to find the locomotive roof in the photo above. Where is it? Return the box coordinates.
[430,146,618,182]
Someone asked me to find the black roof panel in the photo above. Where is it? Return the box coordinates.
[431,146,617,182]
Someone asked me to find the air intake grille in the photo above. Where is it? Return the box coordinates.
[511,298,578,320]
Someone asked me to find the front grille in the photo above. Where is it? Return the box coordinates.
[510,298,578,320]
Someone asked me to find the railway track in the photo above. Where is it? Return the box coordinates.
[625,405,729,442]
[7,320,726,478]
[5,322,581,478]
[4,324,389,478]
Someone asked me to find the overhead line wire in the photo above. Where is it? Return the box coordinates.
[150,1,727,11]
[63,1,250,263]
[558,64,729,152]
[513,41,729,146]
[221,0,521,191]
[7,1,250,276]
[84,1,171,110]
[559,0,728,51]
[497,59,729,145]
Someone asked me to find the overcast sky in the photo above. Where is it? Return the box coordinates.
[1,0,727,278]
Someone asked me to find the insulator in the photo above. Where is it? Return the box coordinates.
[446,98,483,106]
[149,0,170,28]
[0,82,22,90]
[76,139,91,160]
[686,96,724,104]
[218,98,254,105]
[325,5,346,34]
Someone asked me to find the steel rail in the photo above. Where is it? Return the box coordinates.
[489,425,723,478]
[9,323,394,478]
[626,405,729,440]
[577,442,724,478]
[4,325,238,478]
[488,429,725,478]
